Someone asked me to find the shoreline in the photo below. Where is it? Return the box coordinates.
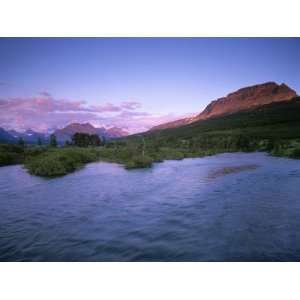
[1,148,298,178]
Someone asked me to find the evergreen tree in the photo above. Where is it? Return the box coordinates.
[90,134,101,146]
[49,134,57,147]
[18,137,25,147]
[72,133,102,147]
[37,137,42,146]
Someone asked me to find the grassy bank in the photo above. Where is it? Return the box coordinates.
[1,137,300,177]
[22,137,300,177]
[23,146,156,177]
[0,144,48,167]
[24,147,100,177]
[0,144,25,166]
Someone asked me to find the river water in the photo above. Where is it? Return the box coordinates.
[1,152,300,261]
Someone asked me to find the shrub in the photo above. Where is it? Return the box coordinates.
[289,147,300,159]
[125,155,153,169]
[24,147,100,177]
[0,144,24,166]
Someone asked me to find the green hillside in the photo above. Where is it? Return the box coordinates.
[142,97,300,139]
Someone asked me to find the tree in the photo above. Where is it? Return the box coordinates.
[72,133,86,147]
[37,137,42,146]
[72,133,102,147]
[236,134,250,150]
[90,134,101,146]
[49,134,57,147]
[136,136,146,156]
[101,135,106,145]
[18,137,25,147]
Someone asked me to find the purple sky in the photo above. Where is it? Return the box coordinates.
[0,38,299,133]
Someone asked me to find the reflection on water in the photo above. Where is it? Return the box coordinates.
[1,152,300,261]
[208,164,259,179]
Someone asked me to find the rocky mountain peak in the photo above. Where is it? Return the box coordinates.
[150,82,297,131]
[196,82,297,120]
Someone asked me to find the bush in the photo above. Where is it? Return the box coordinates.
[290,147,300,158]
[26,156,70,176]
[125,155,153,169]
[24,147,100,177]
[0,144,24,166]
[0,152,20,166]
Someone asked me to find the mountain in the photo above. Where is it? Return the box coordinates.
[0,123,128,145]
[0,128,48,144]
[124,95,300,166]
[150,82,297,131]
[54,123,98,143]
[133,95,300,147]
[105,127,129,138]
[0,128,17,143]
[54,123,128,144]
[8,129,48,144]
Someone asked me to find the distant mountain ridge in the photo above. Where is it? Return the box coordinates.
[0,123,128,144]
[0,128,48,144]
[0,128,16,143]
[150,82,298,131]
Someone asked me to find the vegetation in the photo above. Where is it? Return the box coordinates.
[18,137,25,147]
[23,146,155,176]
[49,134,57,147]
[24,147,99,177]
[0,144,25,166]
[1,97,300,177]
[0,144,48,167]
[72,133,103,147]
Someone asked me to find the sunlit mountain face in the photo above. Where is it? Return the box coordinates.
[150,82,298,131]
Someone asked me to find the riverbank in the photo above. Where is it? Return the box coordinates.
[1,138,300,177]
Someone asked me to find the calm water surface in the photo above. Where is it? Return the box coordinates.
[1,152,300,261]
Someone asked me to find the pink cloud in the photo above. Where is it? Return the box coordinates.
[0,92,193,134]
[1,95,85,113]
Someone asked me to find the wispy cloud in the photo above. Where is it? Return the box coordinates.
[120,101,141,110]
[0,92,193,133]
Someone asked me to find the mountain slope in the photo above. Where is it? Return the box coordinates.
[151,82,297,131]
[138,96,300,144]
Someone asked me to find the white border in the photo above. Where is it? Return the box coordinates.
[0,263,300,300]
[0,0,299,37]
[1,0,300,299]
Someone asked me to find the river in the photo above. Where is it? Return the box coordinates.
[1,152,300,261]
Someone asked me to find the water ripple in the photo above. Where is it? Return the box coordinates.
[1,153,300,261]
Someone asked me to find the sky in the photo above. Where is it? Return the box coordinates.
[0,38,299,133]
